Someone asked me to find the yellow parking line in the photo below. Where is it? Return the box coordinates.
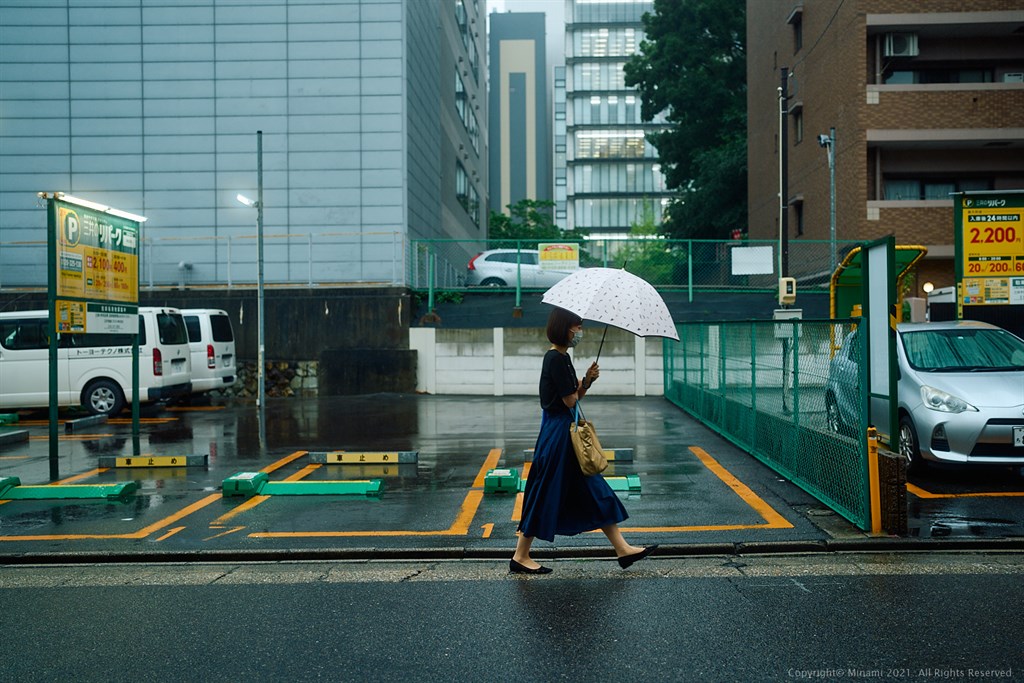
[54,468,108,484]
[472,448,503,488]
[251,449,499,539]
[623,446,793,533]
[0,493,221,542]
[285,464,321,481]
[156,526,186,542]
[262,450,308,474]
[907,483,1024,499]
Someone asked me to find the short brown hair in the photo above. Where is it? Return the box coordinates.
[546,307,583,346]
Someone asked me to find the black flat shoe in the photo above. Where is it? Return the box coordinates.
[509,559,553,575]
[617,544,658,569]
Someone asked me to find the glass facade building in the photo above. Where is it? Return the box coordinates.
[488,12,550,215]
[0,0,487,288]
[555,0,670,235]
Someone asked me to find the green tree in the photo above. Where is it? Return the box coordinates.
[488,199,576,245]
[616,204,684,286]
[623,0,747,240]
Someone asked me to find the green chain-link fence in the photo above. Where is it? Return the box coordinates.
[663,318,871,529]
[409,238,860,295]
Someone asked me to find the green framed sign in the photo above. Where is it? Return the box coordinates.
[954,190,1024,312]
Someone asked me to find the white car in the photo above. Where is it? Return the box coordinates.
[466,249,575,288]
[0,307,192,416]
[181,309,236,394]
[826,320,1024,468]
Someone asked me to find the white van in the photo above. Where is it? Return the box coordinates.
[0,306,192,416]
[180,309,236,394]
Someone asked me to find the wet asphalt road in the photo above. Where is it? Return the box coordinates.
[1,553,1021,682]
[0,394,1023,560]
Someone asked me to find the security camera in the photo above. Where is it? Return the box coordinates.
[818,134,831,148]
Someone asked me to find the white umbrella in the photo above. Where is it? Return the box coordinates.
[542,267,679,360]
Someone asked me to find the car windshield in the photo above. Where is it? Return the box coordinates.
[901,327,1024,371]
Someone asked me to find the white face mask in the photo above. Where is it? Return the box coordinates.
[568,329,582,347]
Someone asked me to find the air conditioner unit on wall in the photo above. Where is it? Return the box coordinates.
[884,32,919,58]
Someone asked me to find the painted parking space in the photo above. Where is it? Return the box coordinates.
[3,395,1019,552]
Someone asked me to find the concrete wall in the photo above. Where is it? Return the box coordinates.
[410,326,666,397]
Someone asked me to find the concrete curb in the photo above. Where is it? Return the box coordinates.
[3,537,1024,566]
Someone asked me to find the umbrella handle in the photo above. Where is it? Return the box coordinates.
[595,324,609,364]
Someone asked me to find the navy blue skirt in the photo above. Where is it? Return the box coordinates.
[518,409,628,543]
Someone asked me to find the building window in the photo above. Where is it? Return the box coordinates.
[792,200,804,236]
[454,69,478,153]
[574,130,648,159]
[792,110,803,144]
[456,162,479,226]
[787,5,803,53]
[882,178,992,200]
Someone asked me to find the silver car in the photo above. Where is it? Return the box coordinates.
[826,320,1024,468]
[465,249,574,288]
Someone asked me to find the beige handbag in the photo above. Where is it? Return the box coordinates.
[569,403,608,476]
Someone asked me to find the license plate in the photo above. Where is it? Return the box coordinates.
[1015,426,1024,448]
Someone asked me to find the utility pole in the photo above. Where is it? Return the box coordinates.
[778,68,790,278]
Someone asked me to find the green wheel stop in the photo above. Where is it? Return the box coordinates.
[0,413,19,426]
[484,468,520,494]
[222,472,383,497]
[261,480,384,496]
[222,472,270,497]
[0,478,138,501]
[604,475,641,493]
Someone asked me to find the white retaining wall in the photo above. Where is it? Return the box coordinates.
[409,327,665,396]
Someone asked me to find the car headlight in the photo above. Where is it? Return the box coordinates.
[920,385,978,413]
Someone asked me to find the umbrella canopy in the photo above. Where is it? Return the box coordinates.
[542,267,679,341]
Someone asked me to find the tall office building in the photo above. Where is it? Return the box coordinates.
[747,0,1024,290]
[0,0,487,288]
[556,0,671,236]
[488,12,550,215]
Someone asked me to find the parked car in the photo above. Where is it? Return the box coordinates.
[181,309,236,395]
[826,320,1024,468]
[0,306,192,416]
[466,249,575,288]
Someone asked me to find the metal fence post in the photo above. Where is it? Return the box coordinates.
[687,240,693,302]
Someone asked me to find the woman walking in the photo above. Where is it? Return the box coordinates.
[510,307,657,574]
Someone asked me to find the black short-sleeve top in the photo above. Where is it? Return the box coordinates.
[540,348,577,413]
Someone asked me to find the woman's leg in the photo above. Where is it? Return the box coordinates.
[601,524,644,557]
[512,533,541,568]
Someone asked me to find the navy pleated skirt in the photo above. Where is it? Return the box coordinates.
[518,409,628,543]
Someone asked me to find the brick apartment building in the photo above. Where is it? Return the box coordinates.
[747,0,1024,296]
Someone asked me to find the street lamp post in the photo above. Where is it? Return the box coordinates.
[236,130,266,448]
[819,127,837,273]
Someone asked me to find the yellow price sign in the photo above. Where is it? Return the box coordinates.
[962,207,1023,277]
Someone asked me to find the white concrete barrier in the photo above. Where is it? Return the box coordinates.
[409,327,665,397]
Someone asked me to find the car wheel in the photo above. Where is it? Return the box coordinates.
[480,278,506,287]
[825,392,844,435]
[83,379,125,417]
[898,413,925,471]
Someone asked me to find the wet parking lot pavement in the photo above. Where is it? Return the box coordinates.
[0,394,1022,560]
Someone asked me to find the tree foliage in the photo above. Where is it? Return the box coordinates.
[487,199,589,249]
[624,0,747,240]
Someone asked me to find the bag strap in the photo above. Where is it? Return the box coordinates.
[573,401,585,423]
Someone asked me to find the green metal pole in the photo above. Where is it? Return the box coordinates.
[687,240,693,303]
[46,197,59,481]
[132,325,140,456]
[427,248,435,312]
[515,241,522,309]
